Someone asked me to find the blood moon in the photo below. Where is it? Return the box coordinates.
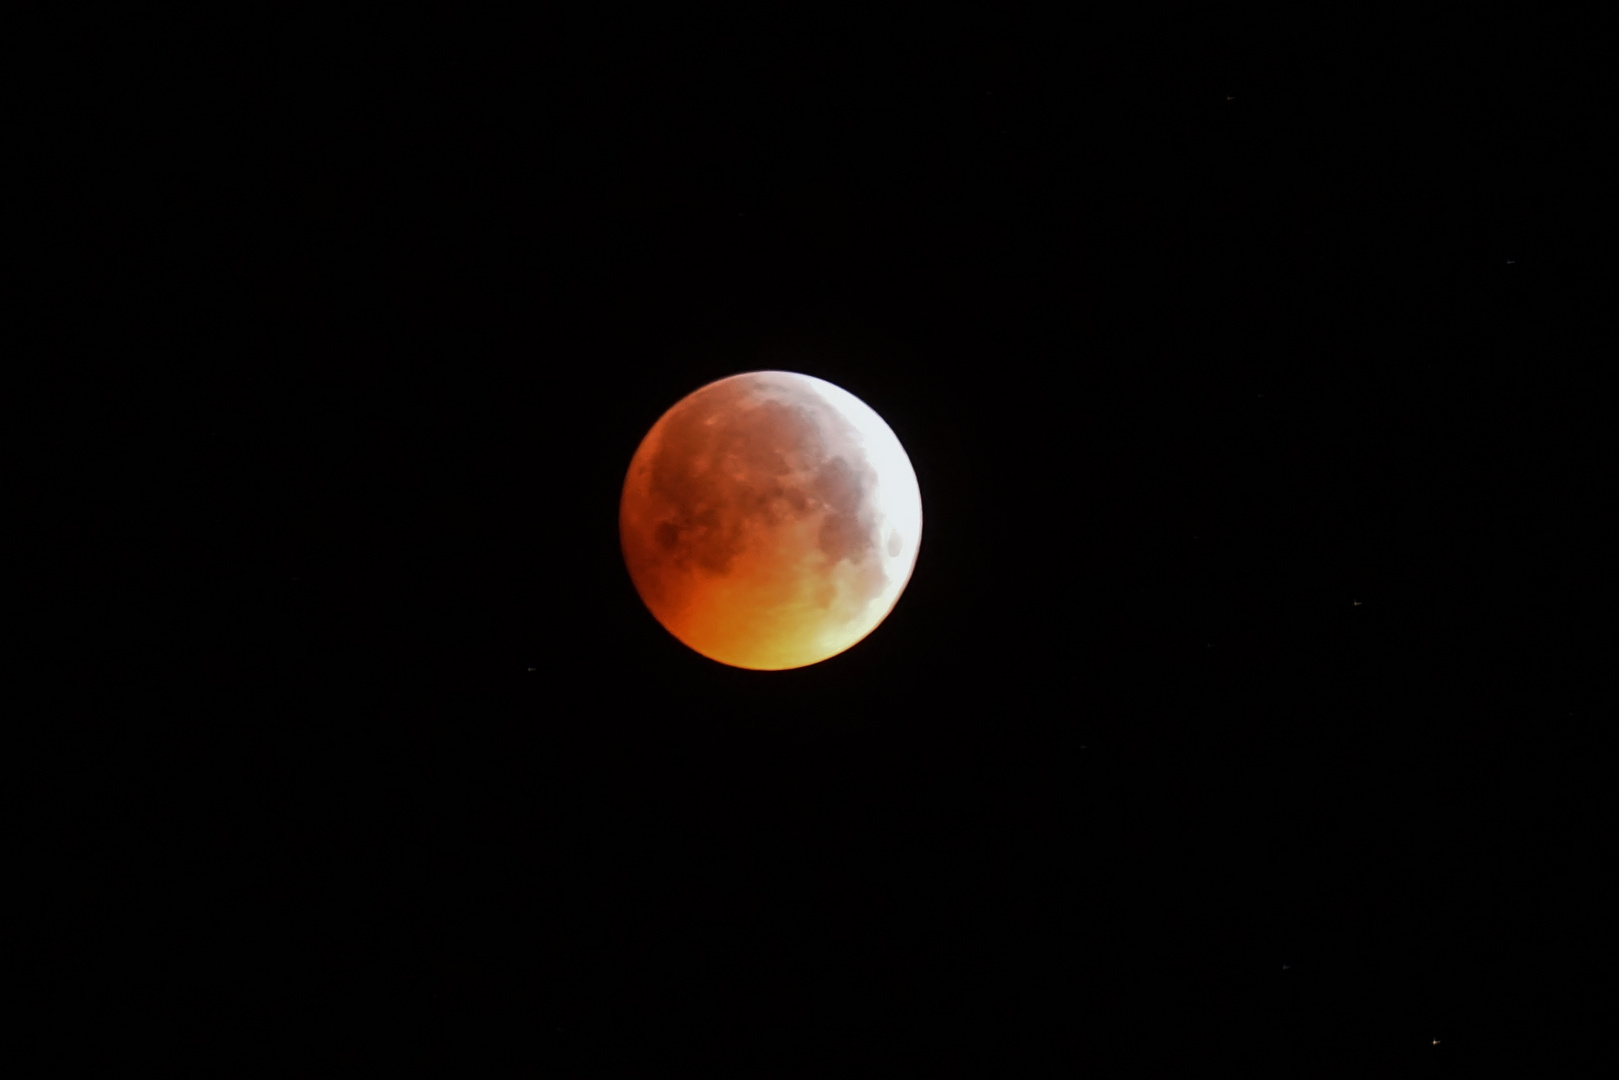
[620,371,922,670]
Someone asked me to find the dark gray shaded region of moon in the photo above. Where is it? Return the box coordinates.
[644,376,884,593]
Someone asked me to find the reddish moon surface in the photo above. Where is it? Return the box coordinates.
[620,371,923,670]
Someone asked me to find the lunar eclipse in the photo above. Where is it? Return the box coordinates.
[620,371,922,670]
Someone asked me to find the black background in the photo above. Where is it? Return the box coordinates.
[22,10,1611,1074]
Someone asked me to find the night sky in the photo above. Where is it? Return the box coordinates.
[25,11,1610,1074]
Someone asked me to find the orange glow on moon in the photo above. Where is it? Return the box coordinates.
[620,370,923,670]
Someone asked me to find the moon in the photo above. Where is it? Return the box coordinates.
[620,370,923,670]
